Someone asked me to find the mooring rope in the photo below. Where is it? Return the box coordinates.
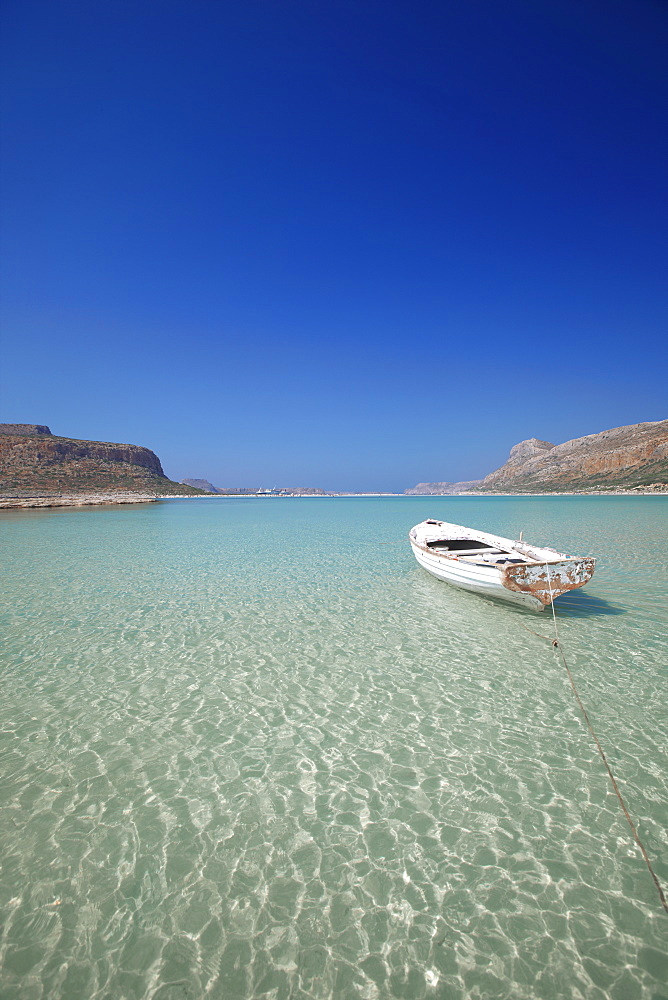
[522,565,668,915]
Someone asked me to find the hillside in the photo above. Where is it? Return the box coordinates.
[0,425,205,497]
[406,420,668,494]
[481,420,668,491]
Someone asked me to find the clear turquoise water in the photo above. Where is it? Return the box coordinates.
[1,496,667,1000]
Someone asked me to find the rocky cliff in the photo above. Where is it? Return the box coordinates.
[481,420,668,491]
[405,420,668,494]
[0,425,205,496]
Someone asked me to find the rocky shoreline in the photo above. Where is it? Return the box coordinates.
[0,493,160,509]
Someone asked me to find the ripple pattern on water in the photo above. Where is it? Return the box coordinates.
[1,497,667,999]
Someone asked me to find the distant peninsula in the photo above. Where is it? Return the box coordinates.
[406,420,668,494]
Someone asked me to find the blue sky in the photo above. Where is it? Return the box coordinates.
[1,0,666,491]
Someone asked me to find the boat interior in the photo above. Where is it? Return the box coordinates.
[425,538,527,565]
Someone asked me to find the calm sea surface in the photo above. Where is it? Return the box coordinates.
[1,496,667,1000]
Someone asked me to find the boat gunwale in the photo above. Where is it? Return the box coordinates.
[407,532,583,568]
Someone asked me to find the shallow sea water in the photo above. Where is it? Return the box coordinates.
[1,495,667,1000]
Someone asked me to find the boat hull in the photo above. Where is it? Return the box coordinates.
[410,540,546,611]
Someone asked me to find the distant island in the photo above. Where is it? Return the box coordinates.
[405,420,668,495]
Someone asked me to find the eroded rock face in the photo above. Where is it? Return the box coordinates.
[507,438,554,464]
[0,433,164,475]
[482,420,668,490]
[0,428,201,495]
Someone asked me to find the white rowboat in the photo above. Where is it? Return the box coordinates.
[409,519,596,612]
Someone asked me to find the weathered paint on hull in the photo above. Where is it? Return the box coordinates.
[502,558,596,606]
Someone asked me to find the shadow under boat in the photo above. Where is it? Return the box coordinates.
[547,590,625,618]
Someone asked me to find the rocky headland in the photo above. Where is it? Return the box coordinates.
[406,420,668,494]
[180,478,223,493]
[0,424,207,503]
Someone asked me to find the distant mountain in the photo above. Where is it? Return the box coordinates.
[405,420,668,494]
[180,478,223,493]
[0,424,206,497]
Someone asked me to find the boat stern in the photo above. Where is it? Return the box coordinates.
[501,557,596,606]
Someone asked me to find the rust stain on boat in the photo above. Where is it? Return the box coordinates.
[502,559,596,605]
